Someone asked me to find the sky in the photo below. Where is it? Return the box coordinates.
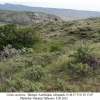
[0,0,100,11]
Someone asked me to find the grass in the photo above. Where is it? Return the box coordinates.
[0,18,100,92]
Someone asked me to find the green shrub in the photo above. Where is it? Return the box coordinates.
[91,33,100,38]
[68,29,80,34]
[69,63,92,78]
[56,78,66,89]
[0,65,12,83]
[3,77,44,92]
[31,82,44,92]
[15,27,39,48]
[50,44,60,52]
[54,61,68,73]
[0,61,27,83]
[0,22,40,50]
[24,65,44,81]
[69,43,100,69]
[70,44,94,63]
[0,63,17,83]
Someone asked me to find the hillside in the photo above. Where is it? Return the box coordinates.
[0,3,100,20]
[0,18,100,92]
[0,10,62,25]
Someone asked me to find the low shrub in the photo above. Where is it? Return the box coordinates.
[70,43,100,69]
[70,44,94,64]
[0,44,33,61]
[24,65,44,81]
[68,63,92,78]
[56,78,66,89]
[50,44,60,52]
[3,77,44,92]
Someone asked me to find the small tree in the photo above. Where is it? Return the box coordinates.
[0,22,40,49]
[13,27,39,48]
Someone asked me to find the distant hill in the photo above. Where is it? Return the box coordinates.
[0,10,62,25]
[0,3,100,20]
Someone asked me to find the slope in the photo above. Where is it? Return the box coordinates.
[0,18,100,92]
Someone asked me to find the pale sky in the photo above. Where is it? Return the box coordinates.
[0,0,100,11]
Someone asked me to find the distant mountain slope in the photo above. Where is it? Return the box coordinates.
[0,10,62,25]
[0,3,100,20]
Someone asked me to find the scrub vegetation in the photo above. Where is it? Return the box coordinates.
[0,18,100,92]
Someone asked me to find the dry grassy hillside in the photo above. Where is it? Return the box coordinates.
[0,18,100,92]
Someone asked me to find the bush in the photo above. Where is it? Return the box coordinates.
[0,64,12,83]
[50,44,60,52]
[0,44,33,61]
[68,29,80,34]
[70,44,94,63]
[56,78,66,89]
[91,33,100,38]
[14,27,40,49]
[68,63,92,78]
[3,77,44,92]
[31,82,44,92]
[24,65,44,81]
[0,61,27,83]
[70,43,100,69]
[0,22,40,50]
